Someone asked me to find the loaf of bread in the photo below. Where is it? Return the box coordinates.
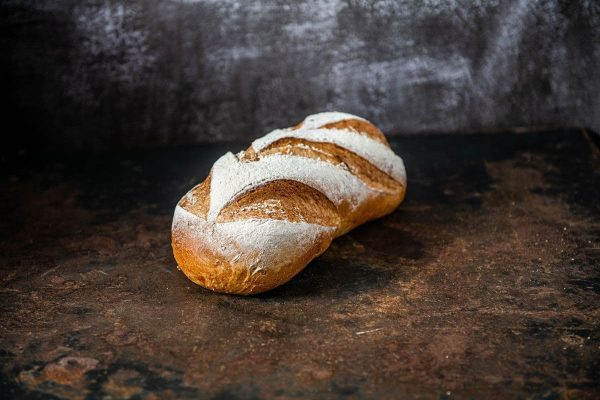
[171,112,406,295]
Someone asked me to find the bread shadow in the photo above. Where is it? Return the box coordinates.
[256,218,424,300]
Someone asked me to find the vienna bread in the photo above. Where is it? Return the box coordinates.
[171,112,406,295]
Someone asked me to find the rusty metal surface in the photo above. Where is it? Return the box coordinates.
[1,130,599,399]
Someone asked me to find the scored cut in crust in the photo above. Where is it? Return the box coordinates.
[172,112,406,294]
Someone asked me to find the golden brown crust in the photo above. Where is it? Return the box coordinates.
[333,182,404,236]
[172,115,406,295]
[172,220,333,295]
[321,119,389,145]
[172,182,404,295]
[178,175,210,218]
[256,138,402,193]
[291,118,387,145]
[217,180,340,227]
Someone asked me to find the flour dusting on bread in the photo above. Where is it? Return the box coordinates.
[208,152,372,221]
[300,111,367,129]
[171,111,407,294]
[174,205,335,274]
[252,128,406,182]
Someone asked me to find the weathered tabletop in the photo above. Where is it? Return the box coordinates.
[1,130,599,399]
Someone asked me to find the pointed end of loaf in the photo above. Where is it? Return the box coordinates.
[171,205,334,295]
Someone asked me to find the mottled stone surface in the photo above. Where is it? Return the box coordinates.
[1,1,599,151]
[0,130,599,398]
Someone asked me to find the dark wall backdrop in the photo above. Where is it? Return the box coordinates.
[2,0,599,151]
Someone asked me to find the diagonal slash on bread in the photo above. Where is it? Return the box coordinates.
[172,112,407,295]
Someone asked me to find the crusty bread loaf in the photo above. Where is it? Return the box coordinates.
[171,112,406,295]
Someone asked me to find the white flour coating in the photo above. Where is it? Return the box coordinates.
[208,152,373,221]
[299,111,366,129]
[174,112,407,276]
[173,205,335,273]
[252,127,406,183]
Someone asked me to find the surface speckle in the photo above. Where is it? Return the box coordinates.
[0,129,599,398]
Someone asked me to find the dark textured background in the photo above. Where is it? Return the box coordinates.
[1,0,599,151]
